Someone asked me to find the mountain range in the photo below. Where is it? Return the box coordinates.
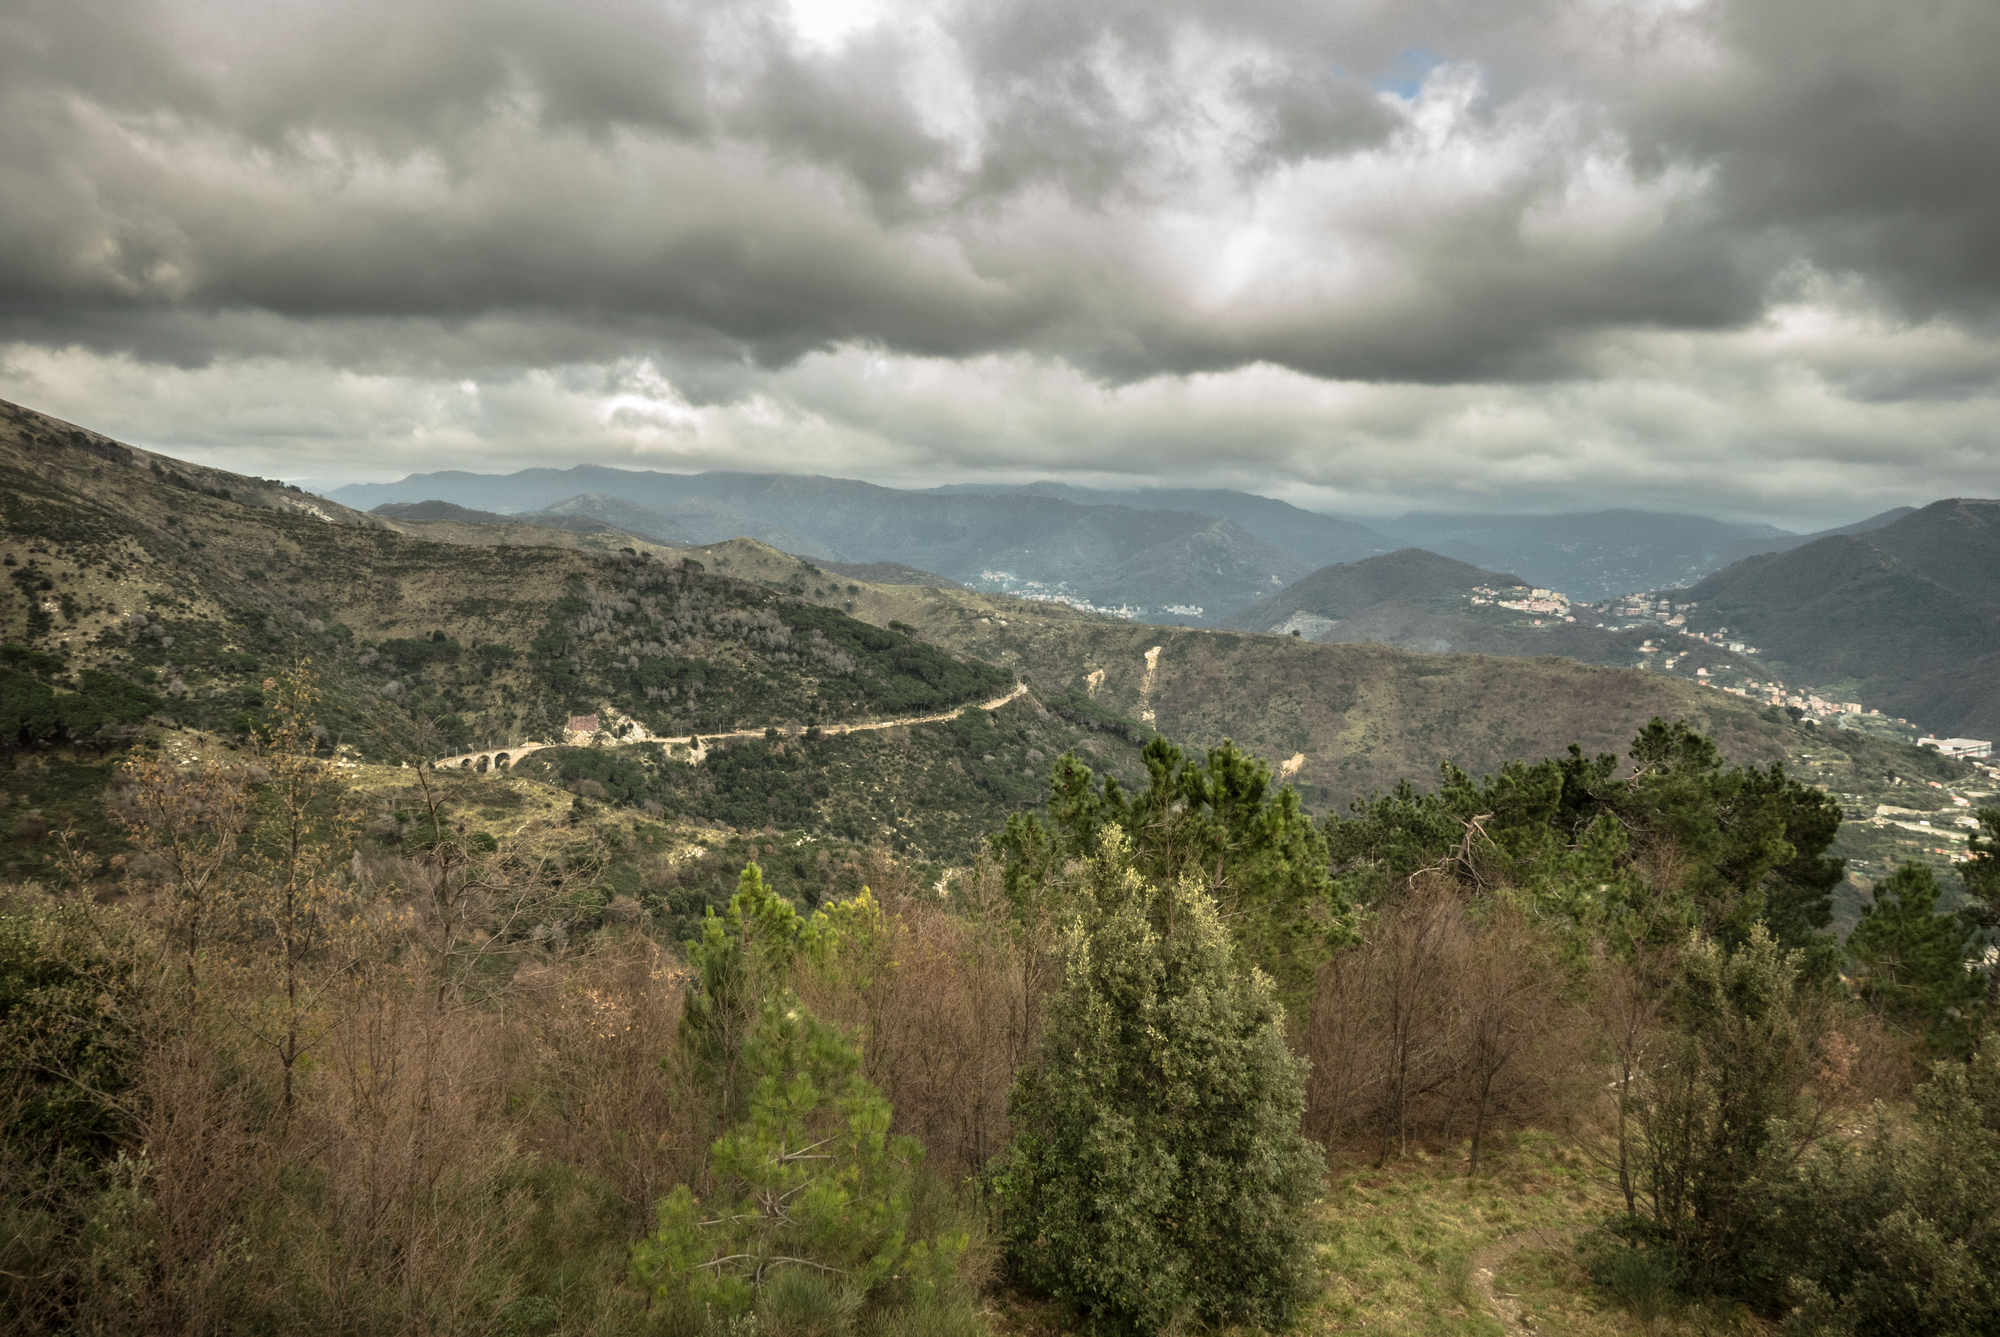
[332,468,1313,620]
[324,467,1914,621]
[1369,508,1912,601]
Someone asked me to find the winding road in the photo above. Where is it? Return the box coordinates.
[431,682,1029,773]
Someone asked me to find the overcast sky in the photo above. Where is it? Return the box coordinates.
[2,0,1996,526]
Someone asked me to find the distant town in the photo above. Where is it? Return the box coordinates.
[1465,582,1994,768]
[971,570,1151,619]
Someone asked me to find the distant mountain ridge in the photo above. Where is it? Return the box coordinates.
[328,467,1314,622]
[929,481,1398,568]
[1376,509,1794,601]
[1679,499,2000,738]
[327,461,1940,634]
[1706,507,1916,568]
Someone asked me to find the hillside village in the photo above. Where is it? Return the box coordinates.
[1450,575,1999,888]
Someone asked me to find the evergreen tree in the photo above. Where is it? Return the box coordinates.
[1847,863,1982,1054]
[996,830,1324,1333]
[993,737,1350,1004]
[1633,927,1833,1295]
[1775,1041,2000,1334]
[680,863,809,1118]
[1959,807,2000,1025]
[633,993,960,1313]
[1325,718,1843,963]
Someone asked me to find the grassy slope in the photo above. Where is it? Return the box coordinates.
[990,1133,1716,1337]
[680,541,1790,808]
[1,405,1144,881]
[680,540,1983,895]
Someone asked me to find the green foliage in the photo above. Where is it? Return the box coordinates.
[1327,718,1844,967]
[1960,807,2000,1024]
[1772,1041,2000,1336]
[776,604,1011,718]
[0,899,136,1163]
[992,736,1350,1003]
[0,662,159,750]
[995,831,1324,1334]
[1041,690,1152,746]
[533,693,1128,862]
[681,864,811,1117]
[634,995,960,1313]
[1,643,65,675]
[378,635,463,669]
[0,664,62,747]
[521,564,1010,733]
[62,670,162,736]
[1846,863,1982,1054]
[1631,927,1832,1296]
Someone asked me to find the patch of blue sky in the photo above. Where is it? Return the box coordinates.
[1373,47,1446,99]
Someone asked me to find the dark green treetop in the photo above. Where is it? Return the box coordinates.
[1326,718,1844,966]
[994,830,1324,1334]
[1847,862,1984,1055]
[989,736,1351,1003]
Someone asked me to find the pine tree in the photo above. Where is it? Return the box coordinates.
[1847,862,1982,1053]
[1633,926,1834,1294]
[992,737,1351,1005]
[1959,807,2000,1025]
[631,993,960,1313]
[996,829,1324,1333]
[680,863,808,1119]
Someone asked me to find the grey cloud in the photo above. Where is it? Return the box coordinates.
[0,0,1994,404]
[1231,61,1398,171]
[1631,0,2000,318]
[734,32,949,212]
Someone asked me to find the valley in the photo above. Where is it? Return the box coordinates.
[3,398,1997,1337]
[6,393,1989,905]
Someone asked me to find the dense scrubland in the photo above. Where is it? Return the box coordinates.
[5,408,2000,1337]
[5,662,1999,1337]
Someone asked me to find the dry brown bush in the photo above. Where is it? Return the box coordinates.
[845,902,1029,1180]
[278,981,528,1335]
[783,859,1047,1183]
[513,935,705,1221]
[1829,1009,1925,1105]
[70,1006,270,1337]
[1304,882,1590,1171]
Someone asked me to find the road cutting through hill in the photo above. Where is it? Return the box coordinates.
[429,682,1029,774]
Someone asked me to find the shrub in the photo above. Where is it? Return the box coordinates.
[995,829,1324,1333]
[1773,1041,2000,1335]
[1845,862,1983,1055]
[631,993,962,1315]
[1631,927,1836,1296]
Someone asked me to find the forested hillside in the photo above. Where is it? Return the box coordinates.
[5,404,1999,1337]
[1681,498,2000,737]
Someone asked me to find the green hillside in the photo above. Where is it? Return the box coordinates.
[0,400,1139,884]
[1680,499,2000,738]
[3,398,1976,895]
[672,539,1985,887]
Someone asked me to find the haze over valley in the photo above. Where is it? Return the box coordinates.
[4,0,2000,1333]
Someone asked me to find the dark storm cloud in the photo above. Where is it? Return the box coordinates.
[1630,0,2000,321]
[0,0,1996,392]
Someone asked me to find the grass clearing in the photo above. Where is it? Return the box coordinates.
[1304,1132,1764,1337]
